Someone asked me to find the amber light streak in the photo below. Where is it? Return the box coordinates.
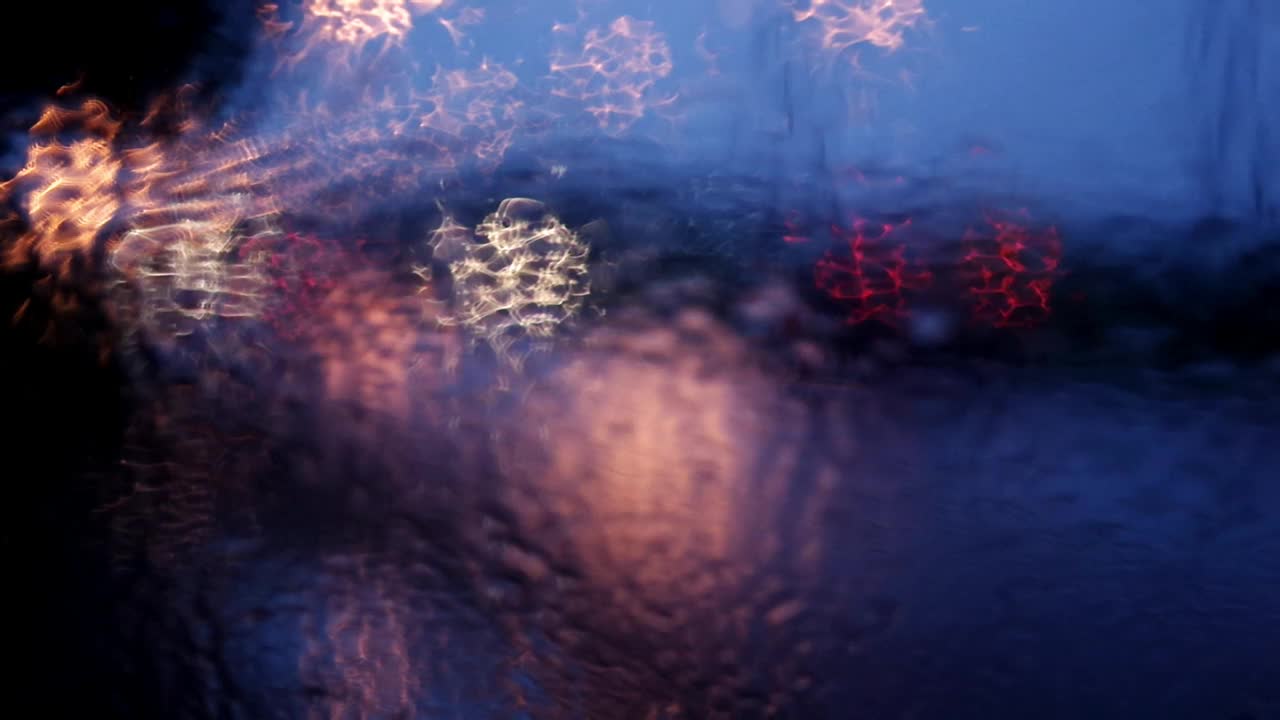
[0,101,122,278]
[257,0,520,183]
[0,0,514,345]
[302,0,434,45]
[549,16,676,135]
[792,0,927,55]
[267,0,449,70]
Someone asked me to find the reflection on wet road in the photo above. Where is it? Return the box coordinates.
[2,1,1278,717]
[77,277,1279,719]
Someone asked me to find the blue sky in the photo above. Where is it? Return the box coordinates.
[676,0,1241,221]
[460,0,1272,224]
